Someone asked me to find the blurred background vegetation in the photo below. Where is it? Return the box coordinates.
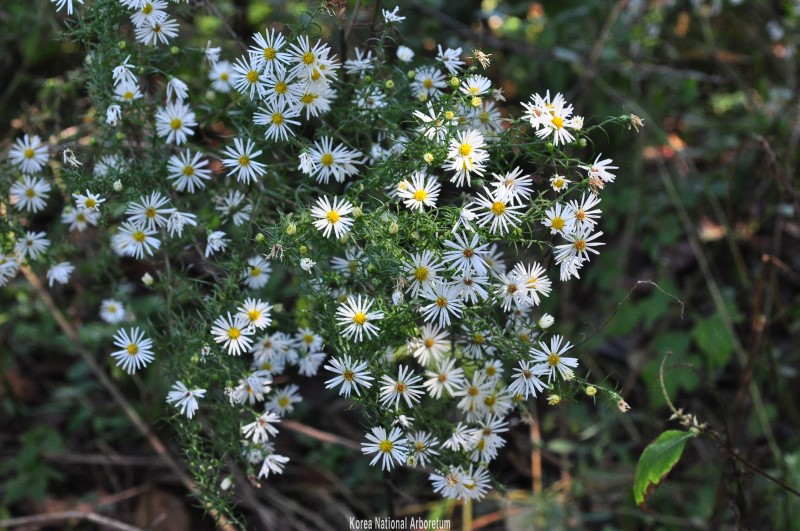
[2,0,799,529]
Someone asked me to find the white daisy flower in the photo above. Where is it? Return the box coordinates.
[236,297,273,330]
[361,426,408,471]
[307,137,363,184]
[420,281,464,328]
[549,174,571,192]
[311,196,354,239]
[50,0,84,15]
[554,225,605,264]
[231,370,273,405]
[210,312,255,356]
[404,250,444,298]
[445,128,489,187]
[407,431,440,468]
[436,45,465,74]
[507,360,548,399]
[9,176,51,213]
[530,334,579,382]
[396,45,414,62]
[324,355,374,397]
[110,327,154,374]
[335,294,384,343]
[242,411,281,444]
[100,299,126,324]
[568,193,602,230]
[242,256,271,289]
[258,453,289,479]
[459,75,492,97]
[411,324,449,366]
[125,191,175,230]
[423,357,465,399]
[205,230,229,257]
[379,365,425,409]
[155,101,196,145]
[209,60,233,93]
[397,172,441,211]
[167,150,212,193]
[411,66,446,98]
[46,262,74,287]
[248,28,289,75]
[15,231,50,261]
[221,137,267,185]
[134,17,180,47]
[254,99,301,143]
[266,384,302,416]
[511,262,552,306]
[491,167,533,205]
[542,202,576,235]
[9,134,48,174]
[580,154,618,183]
[215,190,253,226]
[166,381,206,419]
[473,187,525,235]
[442,232,490,276]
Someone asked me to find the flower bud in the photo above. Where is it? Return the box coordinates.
[423,152,434,164]
[254,233,266,244]
[388,221,399,234]
[384,80,395,89]
[286,222,297,235]
[585,386,597,397]
[299,245,308,254]
[406,70,416,80]
[170,46,180,55]
[538,313,555,329]
[449,76,460,87]
[113,179,123,192]
[142,272,154,286]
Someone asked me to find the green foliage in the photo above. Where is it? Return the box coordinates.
[0,426,64,508]
[633,429,694,508]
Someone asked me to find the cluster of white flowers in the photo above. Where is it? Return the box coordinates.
[3,1,634,506]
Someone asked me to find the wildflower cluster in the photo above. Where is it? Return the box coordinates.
[2,1,634,511]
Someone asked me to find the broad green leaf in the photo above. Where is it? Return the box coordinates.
[633,430,694,508]
[692,313,734,370]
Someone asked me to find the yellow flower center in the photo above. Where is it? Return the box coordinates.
[551,217,565,230]
[145,207,156,219]
[574,240,586,252]
[264,47,276,60]
[170,118,182,131]
[474,333,484,344]
[275,81,288,94]
[415,441,425,452]
[576,210,586,221]
[250,267,261,277]
[25,188,35,198]
[413,189,427,201]
[462,248,474,258]
[126,344,138,355]
[238,155,250,167]
[278,396,290,408]
[326,210,340,223]
[459,143,472,156]
[302,51,315,65]
[132,231,146,243]
[444,111,455,120]
[414,266,428,281]
[423,79,433,89]
[395,382,406,393]
[353,312,367,325]
[271,113,284,125]
[343,369,355,381]
[468,386,479,396]
[378,440,394,453]
[507,283,518,294]
[142,3,153,14]
[551,116,564,129]
[548,353,560,366]
[424,338,435,348]
[486,366,496,375]
[182,165,194,176]
[246,70,259,84]
[321,153,334,166]
[220,72,229,81]
[228,327,241,340]
[24,148,35,159]
[480,111,489,123]
[491,201,506,216]
[247,309,261,322]
[436,296,447,308]
[123,91,134,100]
[438,373,448,382]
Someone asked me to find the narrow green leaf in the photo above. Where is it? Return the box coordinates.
[633,430,694,508]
